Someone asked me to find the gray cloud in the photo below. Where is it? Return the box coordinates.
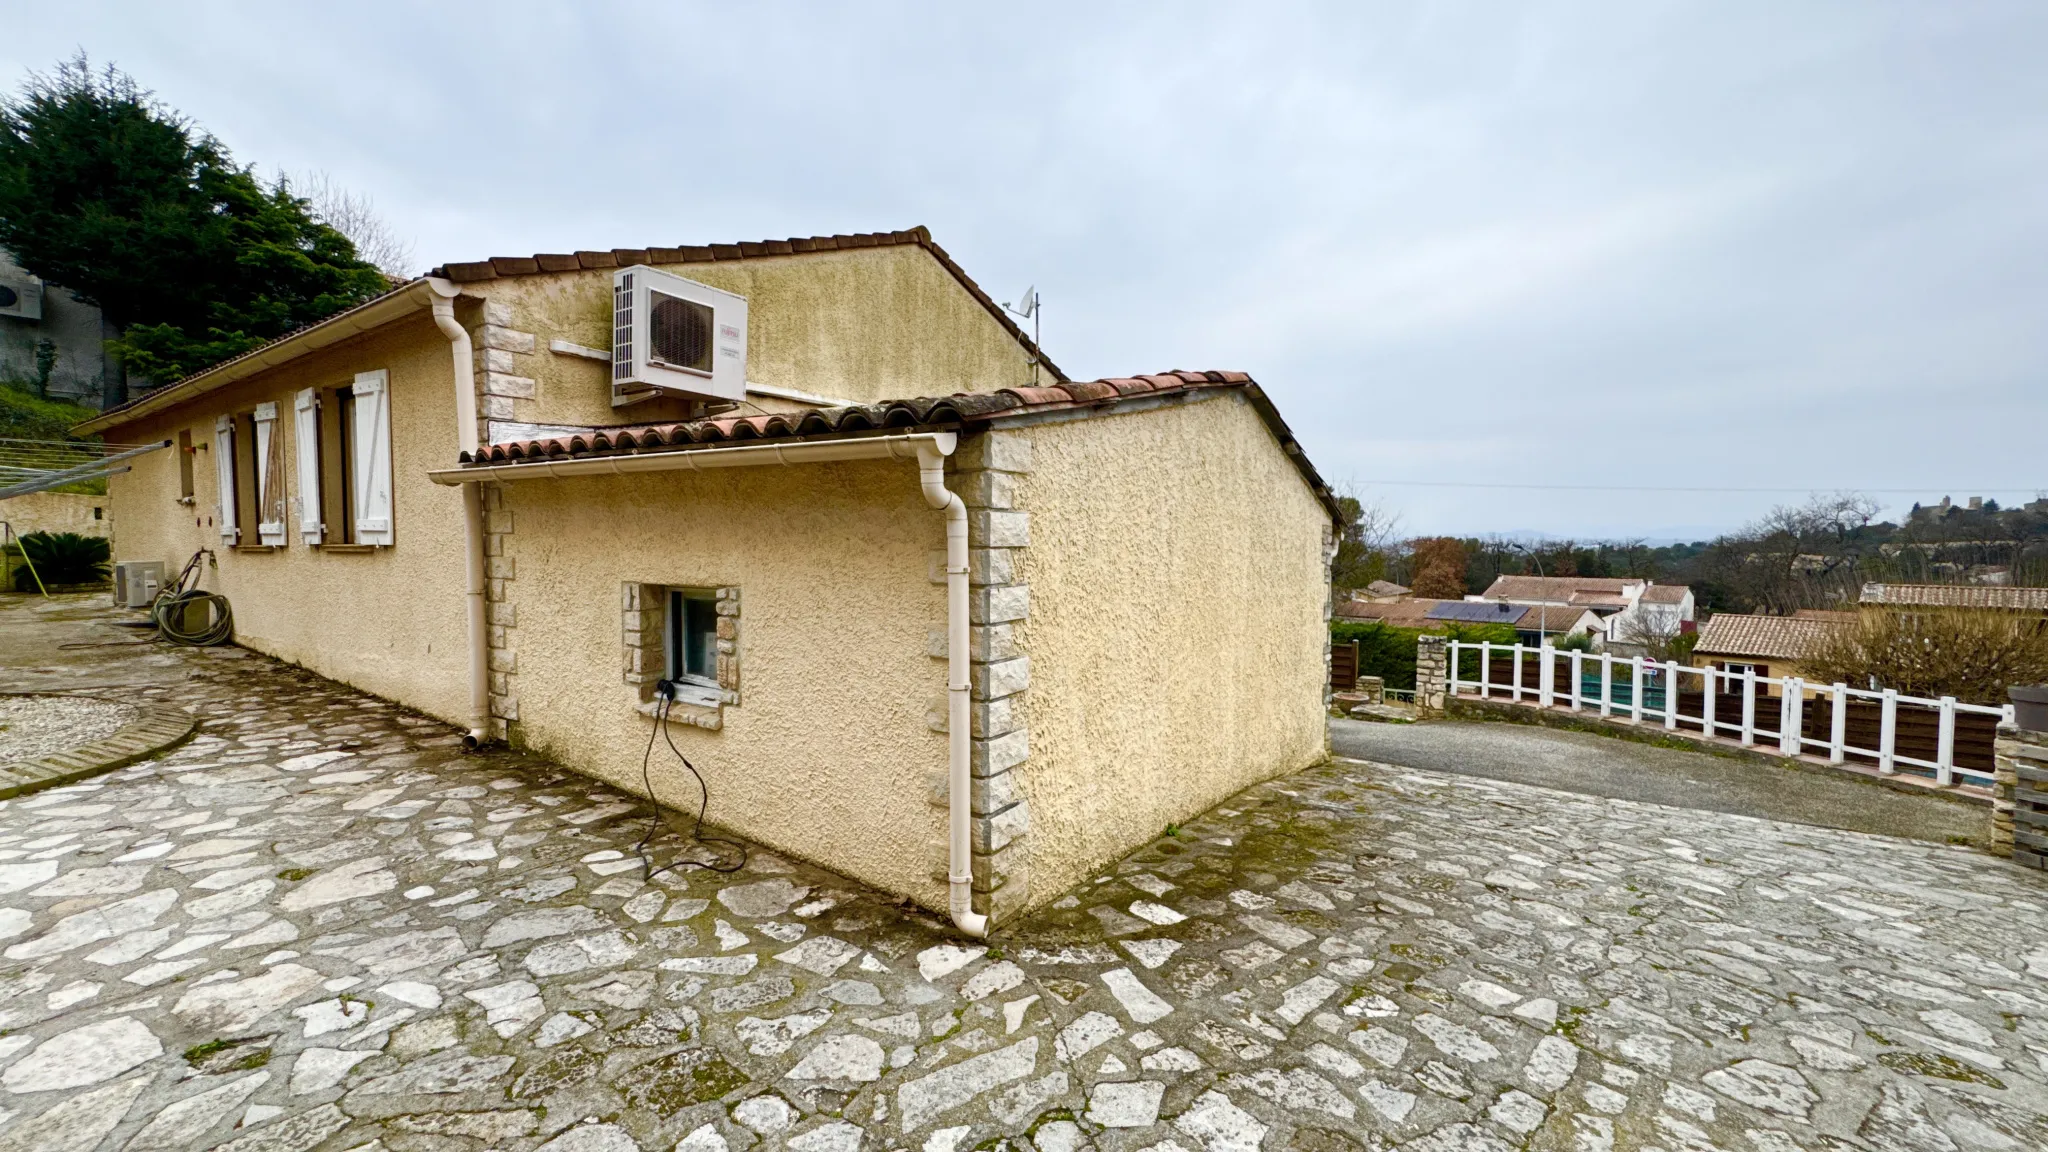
[10,2,2044,537]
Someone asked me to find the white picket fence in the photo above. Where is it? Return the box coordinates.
[1446,640,2013,788]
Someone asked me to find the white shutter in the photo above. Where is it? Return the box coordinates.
[351,370,395,545]
[293,388,324,544]
[253,402,286,545]
[213,414,239,543]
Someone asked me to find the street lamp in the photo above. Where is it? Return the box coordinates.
[1508,542,1547,645]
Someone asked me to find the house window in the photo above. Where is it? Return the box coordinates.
[177,429,194,500]
[668,590,719,683]
[623,582,740,728]
[1719,661,1765,679]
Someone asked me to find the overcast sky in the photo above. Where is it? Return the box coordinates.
[9,3,2046,540]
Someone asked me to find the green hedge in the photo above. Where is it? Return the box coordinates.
[1330,620,1517,690]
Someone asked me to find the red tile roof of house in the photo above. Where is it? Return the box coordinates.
[1693,613,1845,661]
[1858,583,2048,611]
[1640,584,1692,604]
[78,226,1061,435]
[432,226,1064,382]
[460,370,1340,520]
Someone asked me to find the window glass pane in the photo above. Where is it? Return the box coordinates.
[686,596,717,678]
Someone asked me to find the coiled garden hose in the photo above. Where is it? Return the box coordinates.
[152,589,234,646]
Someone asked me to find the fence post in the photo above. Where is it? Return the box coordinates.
[1740,669,1757,746]
[1539,646,1554,709]
[1936,696,1956,787]
[1447,640,1461,696]
[1879,688,1898,774]
[1417,635,1450,715]
[1599,652,1613,718]
[1570,650,1583,711]
[1830,683,1847,764]
[1512,645,1525,702]
[1781,678,1803,756]
[1664,660,1680,729]
[1630,658,1645,723]
[1479,641,1492,699]
[1703,667,1717,739]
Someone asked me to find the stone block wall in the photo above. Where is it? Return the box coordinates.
[481,483,519,743]
[1417,631,1449,713]
[940,430,1033,923]
[1416,634,1449,716]
[477,301,539,444]
[1994,726,2047,869]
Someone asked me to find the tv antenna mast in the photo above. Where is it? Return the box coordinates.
[1002,287,1040,385]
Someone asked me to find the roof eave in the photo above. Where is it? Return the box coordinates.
[73,278,456,436]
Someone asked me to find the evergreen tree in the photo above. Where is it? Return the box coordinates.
[0,56,388,404]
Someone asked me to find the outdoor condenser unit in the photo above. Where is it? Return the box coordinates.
[112,560,165,608]
[610,266,748,408]
[0,272,41,321]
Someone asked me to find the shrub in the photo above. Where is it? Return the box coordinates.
[8,531,110,589]
[1799,607,2048,705]
[1330,620,1516,690]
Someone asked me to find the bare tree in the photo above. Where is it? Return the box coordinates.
[1613,608,1693,663]
[1330,487,1402,590]
[296,171,415,279]
[1801,607,2048,705]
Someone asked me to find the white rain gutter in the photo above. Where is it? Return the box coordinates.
[428,428,988,938]
[917,440,987,938]
[426,278,491,748]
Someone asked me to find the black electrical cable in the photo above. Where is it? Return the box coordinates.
[635,683,747,882]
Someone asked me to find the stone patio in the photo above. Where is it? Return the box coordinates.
[0,594,2045,1151]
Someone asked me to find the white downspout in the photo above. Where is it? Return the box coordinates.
[428,279,490,747]
[918,440,988,939]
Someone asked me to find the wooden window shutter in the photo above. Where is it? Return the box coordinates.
[293,388,324,544]
[253,402,288,545]
[351,370,395,545]
[213,414,239,543]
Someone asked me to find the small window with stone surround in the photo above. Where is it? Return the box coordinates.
[623,582,740,729]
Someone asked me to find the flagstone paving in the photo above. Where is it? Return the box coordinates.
[0,595,2045,1151]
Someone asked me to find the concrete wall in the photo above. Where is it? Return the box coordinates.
[0,491,109,538]
[0,248,121,406]
[1012,392,1332,899]
[497,459,953,907]
[471,246,1043,435]
[101,313,474,724]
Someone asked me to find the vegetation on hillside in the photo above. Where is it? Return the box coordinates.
[1344,492,2048,616]
[0,56,391,401]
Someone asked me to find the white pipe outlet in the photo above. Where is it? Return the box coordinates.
[918,441,987,939]
[427,279,491,747]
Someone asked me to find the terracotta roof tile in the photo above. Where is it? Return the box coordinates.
[1693,613,1846,661]
[1858,583,2048,611]
[460,370,1338,520]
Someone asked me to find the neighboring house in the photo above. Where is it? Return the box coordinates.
[1690,612,1849,695]
[0,246,134,407]
[1360,579,1409,601]
[1859,582,2048,616]
[76,227,1338,933]
[1336,596,1599,646]
[1477,575,1695,654]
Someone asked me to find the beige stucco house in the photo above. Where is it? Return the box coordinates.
[77,228,1338,933]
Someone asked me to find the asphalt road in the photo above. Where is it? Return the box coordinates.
[1329,715,1990,845]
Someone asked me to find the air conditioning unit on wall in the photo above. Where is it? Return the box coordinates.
[0,272,42,321]
[611,265,747,408]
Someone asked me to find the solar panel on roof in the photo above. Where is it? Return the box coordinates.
[1424,601,1522,623]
